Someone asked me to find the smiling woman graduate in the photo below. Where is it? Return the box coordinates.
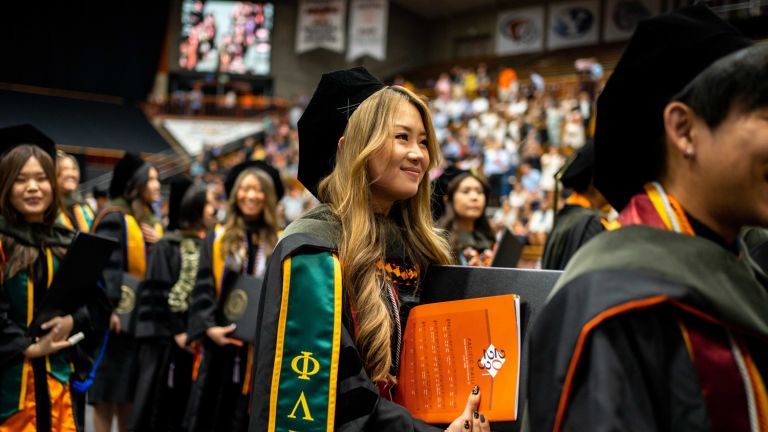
[249,67,492,432]
[184,160,283,432]
[525,6,768,432]
[0,125,94,432]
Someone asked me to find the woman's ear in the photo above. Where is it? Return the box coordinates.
[338,136,345,148]
[663,101,697,159]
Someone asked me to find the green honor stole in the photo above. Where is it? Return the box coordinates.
[268,251,342,431]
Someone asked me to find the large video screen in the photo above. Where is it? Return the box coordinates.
[179,1,273,76]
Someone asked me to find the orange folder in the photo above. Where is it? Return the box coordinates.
[395,294,521,424]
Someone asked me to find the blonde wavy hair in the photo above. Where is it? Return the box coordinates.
[220,169,279,265]
[318,86,452,382]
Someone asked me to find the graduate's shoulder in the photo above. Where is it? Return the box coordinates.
[276,204,341,259]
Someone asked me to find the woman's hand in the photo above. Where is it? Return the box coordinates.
[109,313,121,335]
[445,386,491,432]
[40,314,74,341]
[24,324,72,359]
[140,223,162,244]
[206,324,243,347]
[174,332,195,353]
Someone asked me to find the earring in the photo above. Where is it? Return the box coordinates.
[684,146,694,159]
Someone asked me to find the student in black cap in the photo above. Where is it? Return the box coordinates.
[540,142,613,270]
[55,151,95,233]
[526,6,768,431]
[0,125,93,431]
[129,177,216,432]
[250,67,490,432]
[185,160,282,432]
[88,152,163,432]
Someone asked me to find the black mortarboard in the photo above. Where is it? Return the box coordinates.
[109,152,147,199]
[224,160,284,201]
[166,175,194,231]
[594,5,751,210]
[559,142,595,192]
[297,66,385,199]
[0,124,56,163]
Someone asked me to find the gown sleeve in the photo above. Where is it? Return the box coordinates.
[187,232,218,342]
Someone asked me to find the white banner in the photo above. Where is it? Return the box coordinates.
[495,7,545,55]
[347,0,388,61]
[603,0,660,42]
[547,0,599,50]
[295,0,347,54]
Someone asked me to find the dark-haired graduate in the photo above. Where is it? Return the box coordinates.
[55,152,94,233]
[129,178,217,432]
[0,125,95,432]
[184,160,283,432]
[88,153,163,432]
[526,6,768,432]
[541,142,613,270]
[249,68,490,432]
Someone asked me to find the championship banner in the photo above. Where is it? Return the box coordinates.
[495,7,545,56]
[603,0,660,42]
[347,0,388,61]
[295,0,347,54]
[546,0,599,50]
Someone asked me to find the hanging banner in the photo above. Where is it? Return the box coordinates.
[347,0,388,61]
[295,0,347,54]
[603,0,660,42]
[546,0,599,50]
[495,7,545,56]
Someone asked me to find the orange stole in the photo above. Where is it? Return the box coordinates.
[0,367,76,432]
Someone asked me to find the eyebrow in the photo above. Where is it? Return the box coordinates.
[394,124,427,136]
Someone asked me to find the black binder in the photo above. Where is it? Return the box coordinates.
[419,265,562,432]
[219,273,264,343]
[28,232,118,337]
[490,229,524,268]
[116,272,141,336]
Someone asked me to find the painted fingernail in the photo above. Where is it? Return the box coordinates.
[480,414,486,423]
[464,420,470,429]
[473,411,479,419]
[472,385,479,395]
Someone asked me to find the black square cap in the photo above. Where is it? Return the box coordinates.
[594,4,752,210]
[297,66,385,199]
[109,152,147,199]
[166,175,194,231]
[0,124,56,163]
[224,159,284,201]
[559,141,595,192]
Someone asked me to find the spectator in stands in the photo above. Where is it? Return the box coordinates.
[439,171,496,266]
[519,162,541,194]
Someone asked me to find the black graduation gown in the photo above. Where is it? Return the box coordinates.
[541,204,604,270]
[129,233,198,432]
[88,206,161,404]
[184,229,256,432]
[249,206,442,431]
[526,226,768,432]
[0,219,98,432]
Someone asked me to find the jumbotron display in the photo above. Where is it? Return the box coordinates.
[179,1,274,75]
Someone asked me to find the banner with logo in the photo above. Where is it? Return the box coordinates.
[603,0,660,42]
[295,0,347,54]
[495,7,545,56]
[546,0,599,50]
[346,0,388,61]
